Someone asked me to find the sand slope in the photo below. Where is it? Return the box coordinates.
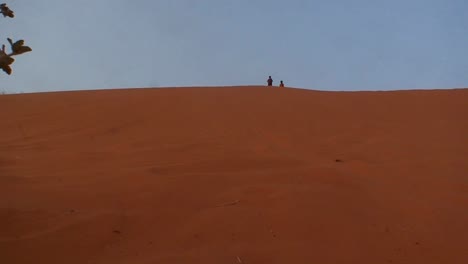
[0,86,467,264]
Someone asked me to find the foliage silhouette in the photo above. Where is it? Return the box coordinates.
[0,3,32,75]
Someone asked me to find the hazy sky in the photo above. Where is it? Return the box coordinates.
[2,0,468,93]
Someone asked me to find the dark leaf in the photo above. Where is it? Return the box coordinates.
[0,51,15,75]
[12,40,25,52]
[1,65,12,75]
[16,46,32,55]
[0,3,14,18]
[7,38,32,55]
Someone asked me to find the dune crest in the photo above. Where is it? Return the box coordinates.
[1,87,467,263]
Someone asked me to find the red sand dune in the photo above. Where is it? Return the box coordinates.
[0,86,467,264]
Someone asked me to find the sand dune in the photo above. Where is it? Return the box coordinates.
[0,86,467,264]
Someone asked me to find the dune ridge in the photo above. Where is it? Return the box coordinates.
[1,86,467,264]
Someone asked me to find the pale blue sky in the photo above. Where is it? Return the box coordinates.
[2,0,468,93]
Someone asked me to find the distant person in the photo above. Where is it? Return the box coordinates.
[267,76,273,86]
[279,80,285,88]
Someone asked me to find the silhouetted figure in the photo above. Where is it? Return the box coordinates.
[267,76,273,86]
[279,80,285,88]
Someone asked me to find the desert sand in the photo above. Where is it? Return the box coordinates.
[0,86,467,264]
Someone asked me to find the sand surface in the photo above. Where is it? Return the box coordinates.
[1,86,467,263]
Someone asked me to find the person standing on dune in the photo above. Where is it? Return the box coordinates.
[279,80,285,88]
[267,76,273,86]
